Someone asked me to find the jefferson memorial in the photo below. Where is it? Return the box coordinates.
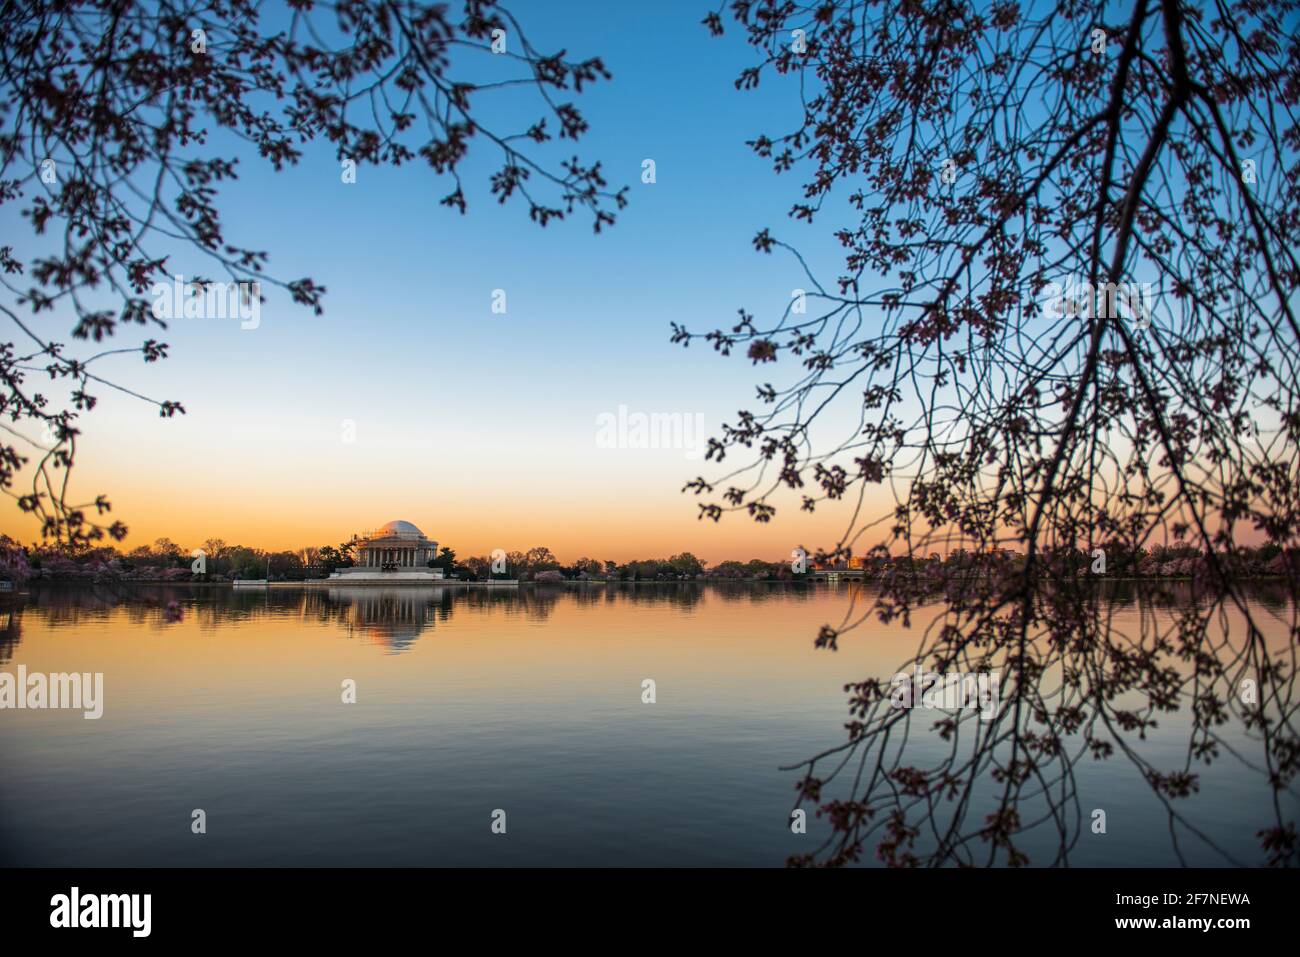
[328,520,445,582]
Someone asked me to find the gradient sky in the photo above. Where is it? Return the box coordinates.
[2,0,898,562]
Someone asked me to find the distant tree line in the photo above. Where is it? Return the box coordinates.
[828,542,1300,581]
[0,535,806,583]
[1,535,1295,584]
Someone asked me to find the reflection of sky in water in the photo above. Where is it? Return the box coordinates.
[0,583,1294,866]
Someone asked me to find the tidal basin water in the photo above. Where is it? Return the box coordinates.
[0,582,1293,867]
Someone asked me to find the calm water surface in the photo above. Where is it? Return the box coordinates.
[0,582,1293,866]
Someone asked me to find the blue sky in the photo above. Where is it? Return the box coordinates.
[2,0,874,559]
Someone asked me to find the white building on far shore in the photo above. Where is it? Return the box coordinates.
[328,520,445,582]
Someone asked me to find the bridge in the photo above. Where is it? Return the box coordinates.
[810,568,868,582]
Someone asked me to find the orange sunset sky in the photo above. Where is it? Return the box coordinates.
[0,366,886,564]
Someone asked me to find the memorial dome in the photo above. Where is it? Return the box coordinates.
[373,520,425,540]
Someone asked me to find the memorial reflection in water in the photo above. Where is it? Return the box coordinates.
[327,586,449,652]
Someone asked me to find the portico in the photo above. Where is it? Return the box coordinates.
[358,546,431,567]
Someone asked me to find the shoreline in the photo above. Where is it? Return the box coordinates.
[13,573,1298,587]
